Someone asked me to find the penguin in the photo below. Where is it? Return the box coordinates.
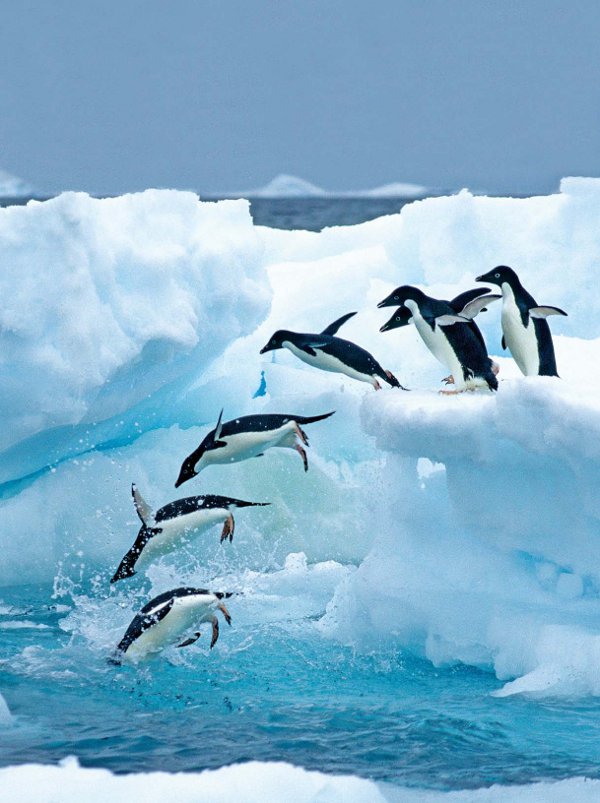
[377,286,499,392]
[175,409,335,488]
[260,311,406,390]
[476,265,567,376]
[110,484,270,583]
[110,587,233,664]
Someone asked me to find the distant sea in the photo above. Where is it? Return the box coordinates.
[0,194,419,232]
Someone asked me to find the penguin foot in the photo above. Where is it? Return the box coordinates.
[210,617,219,649]
[441,375,455,385]
[373,379,382,390]
[491,361,500,376]
[295,443,308,471]
[177,631,202,648]
[295,422,309,446]
[217,603,232,626]
[220,513,235,543]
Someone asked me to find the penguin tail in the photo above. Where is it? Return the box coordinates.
[233,500,271,508]
[294,411,336,425]
[383,369,409,391]
[485,371,499,392]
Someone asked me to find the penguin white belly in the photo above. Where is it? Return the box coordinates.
[201,422,297,466]
[501,287,539,375]
[409,308,465,388]
[137,508,229,567]
[123,597,213,662]
[283,342,374,385]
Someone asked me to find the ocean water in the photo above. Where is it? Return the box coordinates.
[3,580,600,789]
[1,186,600,795]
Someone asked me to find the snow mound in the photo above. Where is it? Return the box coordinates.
[0,757,390,803]
[1,758,599,802]
[0,190,268,459]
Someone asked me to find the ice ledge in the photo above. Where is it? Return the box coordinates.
[361,377,600,465]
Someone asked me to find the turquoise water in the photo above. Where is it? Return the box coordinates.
[2,581,600,789]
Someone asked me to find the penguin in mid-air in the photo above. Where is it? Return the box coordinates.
[260,311,406,390]
[378,286,500,392]
[110,484,270,583]
[175,409,335,488]
[110,587,233,664]
[476,265,567,376]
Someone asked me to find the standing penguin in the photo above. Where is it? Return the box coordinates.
[110,484,270,583]
[476,266,567,377]
[260,311,406,390]
[175,409,335,488]
[110,587,233,664]
[378,286,499,392]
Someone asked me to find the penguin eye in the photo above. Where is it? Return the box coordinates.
[393,295,399,301]
[395,316,400,321]
[494,272,500,279]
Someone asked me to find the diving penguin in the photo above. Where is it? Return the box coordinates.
[476,265,567,376]
[110,484,270,583]
[378,286,499,392]
[175,409,335,488]
[260,311,406,390]
[110,587,233,664]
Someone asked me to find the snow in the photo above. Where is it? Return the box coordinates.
[2,177,600,700]
[1,757,599,803]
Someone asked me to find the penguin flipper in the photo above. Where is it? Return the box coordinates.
[131,484,153,526]
[529,305,568,318]
[449,288,490,311]
[501,334,506,350]
[436,314,470,326]
[459,294,501,320]
[320,311,358,336]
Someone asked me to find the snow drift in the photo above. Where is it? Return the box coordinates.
[2,178,600,698]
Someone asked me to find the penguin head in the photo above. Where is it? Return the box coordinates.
[260,330,290,354]
[377,285,425,309]
[476,265,520,287]
[175,454,199,488]
[380,307,413,332]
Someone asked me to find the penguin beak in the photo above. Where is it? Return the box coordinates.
[475,273,487,282]
[259,343,273,355]
[175,469,196,489]
[379,320,393,333]
[377,292,400,309]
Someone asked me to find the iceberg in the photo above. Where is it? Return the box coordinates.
[225,173,428,198]
[1,176,600,707]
